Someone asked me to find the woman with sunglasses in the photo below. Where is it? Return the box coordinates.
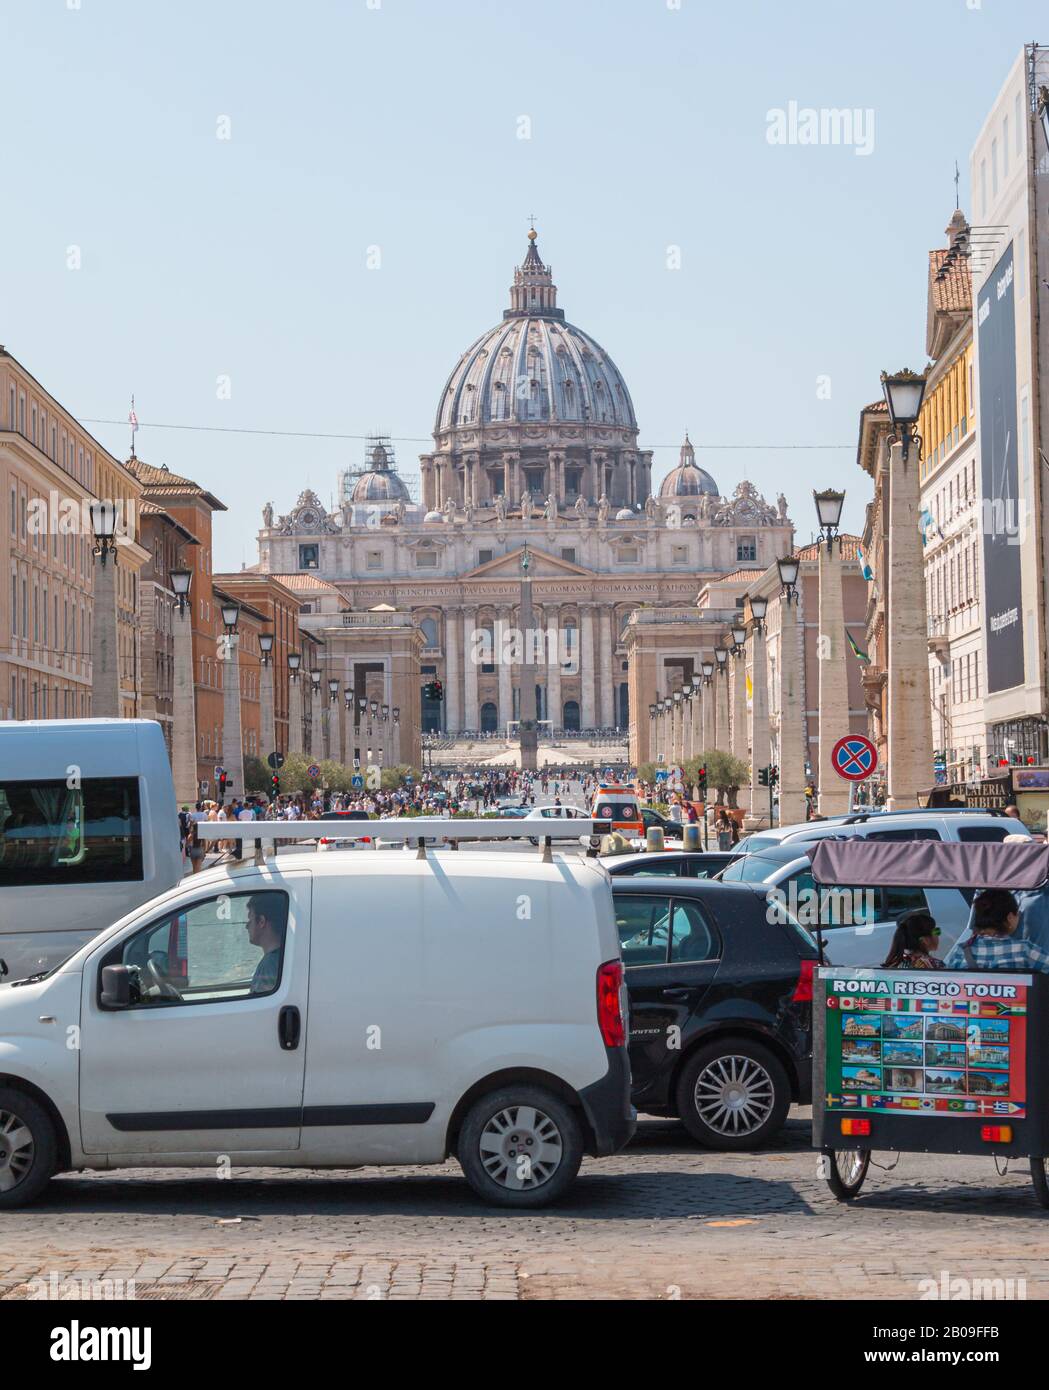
[882,908,944,970]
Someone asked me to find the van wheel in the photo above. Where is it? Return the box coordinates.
[675,1040,790,1150]
[457,1087,583,1208]
[0,1087,57,1209]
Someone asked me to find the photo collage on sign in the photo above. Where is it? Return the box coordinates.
[840,1012,1012,1098]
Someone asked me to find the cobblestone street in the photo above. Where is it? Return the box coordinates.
[3,1113,1048,1301]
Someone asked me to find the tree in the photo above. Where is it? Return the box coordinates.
[243,755,269,795]
[685,750,750,807]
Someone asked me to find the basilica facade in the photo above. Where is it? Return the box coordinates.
[255,232,793,740]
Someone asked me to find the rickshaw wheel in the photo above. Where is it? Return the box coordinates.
[1030,1157,1049,1210]
[825,1148,870,1201]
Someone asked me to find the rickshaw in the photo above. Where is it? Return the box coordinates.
[807,837,1049,1208]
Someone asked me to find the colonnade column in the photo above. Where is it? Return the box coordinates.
[598,607,614,728]
[445,609,461,734]
[580,604,596,729]
[462,607,479,732]
[497,606,513,734]
[547,608,562,732]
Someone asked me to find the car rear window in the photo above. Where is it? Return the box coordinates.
[864,827,941,841]
[718,855,781,882]
[596,802,640,821]
[956,825,1013,842]
[741,835,778,852]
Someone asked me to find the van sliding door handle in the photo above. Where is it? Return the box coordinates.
[278,1005,301,1051]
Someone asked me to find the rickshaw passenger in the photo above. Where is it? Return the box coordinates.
[882,909,944,970]
[944,889,1049,973]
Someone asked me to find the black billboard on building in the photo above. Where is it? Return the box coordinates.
[977,241,1025,693]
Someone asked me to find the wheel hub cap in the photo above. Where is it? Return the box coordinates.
[478,1105,563,1190]
[0,1109,34,1193]
[694,1056,775,1136]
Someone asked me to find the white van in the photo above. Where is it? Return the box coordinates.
[0,821,633,1209]
[0,720,182,981]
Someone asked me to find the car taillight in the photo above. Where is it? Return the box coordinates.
[792,958,815,1003]
[597,960,626,1047]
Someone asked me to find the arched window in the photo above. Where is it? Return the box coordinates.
[420,616,439,648]
[562,700,580,732]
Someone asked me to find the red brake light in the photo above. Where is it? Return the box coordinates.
[597,960,626,1047]
[792,958,815,1003]
[981,1125,1013,1144]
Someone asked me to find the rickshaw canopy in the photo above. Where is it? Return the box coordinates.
[809,837,1049,891]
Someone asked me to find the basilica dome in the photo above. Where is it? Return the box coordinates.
[347,442,412,503]
[659,434,719,499]
[434,232,637,434]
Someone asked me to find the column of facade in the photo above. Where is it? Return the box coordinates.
[329,689,342,766]
[445,609,461,734]
[776,595,807,824]
[462,607,479,732]
[886,440,935,809]
[259,659,276,761]
[496,607,513,734]
[547,608,562,731]
[598,607,614,728]
[288,671,304,756]
[221,634,245,803]
[580,604,597,729]
[309,680,322,759]
[683,691,694,764]
[730,650,750,814]
[172,602,198,804]
[817,540,851,816]
[690,686,702,766]
[702,676,715,755]
[745,626,771,829]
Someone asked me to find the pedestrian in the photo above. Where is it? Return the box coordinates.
[944,888,1049,973]
[882,909,944,969]
[715,810,734,851]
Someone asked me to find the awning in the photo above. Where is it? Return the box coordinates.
[809,838,1049,891]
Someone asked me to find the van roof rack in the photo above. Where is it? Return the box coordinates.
[196,818,599,864]
[840,806,1007,824]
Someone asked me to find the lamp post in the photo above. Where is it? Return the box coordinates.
[344,689,355,772]
[881,369,934,808]
[728,627,750,814]
[327,678,341,765]
[258,630,276,769]
[219,599,244,805]
[88,500,121,718]
[357,695,367,773]
[648,701,657,766]
[287,650,304,756]
[744,596,771,830]
[309,669,322,758]
[813,489,852,818]
[699,659,715,760]
[881,369,927,464]
[169,562,197,803]
[392,705,401,767]
[714,647,729,753]
[672,688,684,771]
[775,556,806,825]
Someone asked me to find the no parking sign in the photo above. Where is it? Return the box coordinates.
[831,734,877,782]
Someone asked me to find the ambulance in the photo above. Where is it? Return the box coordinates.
[591,784,644,838]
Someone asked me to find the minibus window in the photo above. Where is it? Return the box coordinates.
[0,777,142,886]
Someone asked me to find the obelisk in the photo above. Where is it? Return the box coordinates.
[518,549,539,771]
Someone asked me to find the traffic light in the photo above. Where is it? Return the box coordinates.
[758,766,769,787]
[697,765,707,797]
[218,771,228,799]
[270,773,280,797]
[432,678,444,702]
[769,765,779,786]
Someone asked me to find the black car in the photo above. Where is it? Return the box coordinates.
[605,849,740,879]
[612,878,817,1150]
[640,807,684,840]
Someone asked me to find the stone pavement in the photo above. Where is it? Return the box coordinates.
[2,1113,1048,1300]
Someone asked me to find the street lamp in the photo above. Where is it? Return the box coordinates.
[89,499,119,565]
[170,567,192,617]
[701,660,714,685]
[344,688,353,712]
[310,670,321,693]
[813,489,846,549]
[328,678,340,703]
[691,674,702,692]
[648,702,657,718]
[220,599,241,634]
[777,555,801,603]
[288,650,302,681]
[381,703,389,720]
[880,369,927,462]
[730,624,747,656]
[392,707,400,723]
[369,699,378,719]
[748,594,768,634]
[259,631,274,665]
[714,648,728,672]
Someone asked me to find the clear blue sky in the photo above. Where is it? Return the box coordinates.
[1,0,1044,568]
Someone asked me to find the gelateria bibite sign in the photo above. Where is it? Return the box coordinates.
[823,971,1029,1119]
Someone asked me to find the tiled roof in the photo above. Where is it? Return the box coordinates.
[138,499,200,545]
[124,455,227,511]
[794,533,862,562]
[272,573,346,598]
[929,248,972,314]
[717,568,764,585]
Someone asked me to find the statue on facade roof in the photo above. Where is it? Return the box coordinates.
[494,493,507,523]
[262,501,273,529]
[597,494,610,526]
[574,494,588,521]
[543,493,557,523]
[520,490,532,521]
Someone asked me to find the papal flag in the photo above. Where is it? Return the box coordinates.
[745,671,753,709]
[857,544,874,582]
[845,629,869,664]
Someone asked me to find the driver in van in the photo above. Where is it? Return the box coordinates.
[246,895,287,994]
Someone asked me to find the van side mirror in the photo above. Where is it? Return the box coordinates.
[101,965,132,1009]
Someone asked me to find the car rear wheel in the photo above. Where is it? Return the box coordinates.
[457,1086,583,1208]
[0,1087,57,1209]
[675,1040,790,1150]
